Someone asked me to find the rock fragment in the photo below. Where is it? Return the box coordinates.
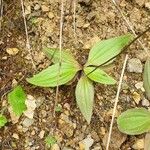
[79,135,94,150]
[22,118,34,128]
[127,58,143,73]
[6,48,19,56]
[132,138,144,149]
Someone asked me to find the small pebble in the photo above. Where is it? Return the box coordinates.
[135,82,145,92]
[22,118,34,128]
[12,133,19,139]
[39,130,45,139]
[48,12,54,19]
[6,48,19,56]
[79,135,94,150]
[142,98,150,107]
[41,5,49,12]
[127,58,143,73]
[2,56,7,60]
[132,139,144,149]
[34,4,41,10]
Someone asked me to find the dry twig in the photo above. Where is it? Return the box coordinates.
[0,0,3,31]
[20,0,36,70]
[73,0,77,39]
[106,54,128,150]
[54,0,64,115]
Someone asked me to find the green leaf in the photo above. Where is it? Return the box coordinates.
[75,76,94,124]
[45,135,57,148]
[0,115,7,128]
[117,108,150,135]
[84,66,116,85]
[43,48,80,68]
[8,86,27,116]
[143,58,150,100]
[86,34,133,66]
[27,62,78,87]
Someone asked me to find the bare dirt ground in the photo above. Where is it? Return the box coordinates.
[0,0,150,149]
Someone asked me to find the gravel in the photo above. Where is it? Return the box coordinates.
[127,58,143,73]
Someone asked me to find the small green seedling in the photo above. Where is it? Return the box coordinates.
[55,104,62,113]
[117,108,150,135]
[0,115,7,128]
[8,86,27,116]
[27,34,133,123]
[45,135,57,148]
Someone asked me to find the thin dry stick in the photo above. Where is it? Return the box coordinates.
[112,0,149,57]
[0,0,3,31]
[106,54,128,150]
[54,0,64,115]
[73,0,77,39]
[20,0,36,70]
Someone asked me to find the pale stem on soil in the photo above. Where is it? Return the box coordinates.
[73,0,77,39]
[20,0,36,70]
[55,0,64,116]
[0,0,3,31]
[112,0,149,57]
[106,54,128,150]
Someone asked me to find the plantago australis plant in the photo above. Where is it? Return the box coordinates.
[27,34,133,123]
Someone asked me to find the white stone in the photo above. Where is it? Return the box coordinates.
[12,133,19,139]
[24,95,36,119]
[39,130,45,139]
[79,135,94,150]
[127,58,143,73]
[142,98,150,107]
[22,118,34,127]
[135,82,145,92]
[34,4,41,10]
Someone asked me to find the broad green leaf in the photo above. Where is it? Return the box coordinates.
[117,108,150,135]
[43,48,80,69]
[84,66,116,84]
[143,58,150,99]
[0,115,7,128]
[86,34,133,66]
[75,76,94,124]
[27,63,78,87]
[8,86,27,116]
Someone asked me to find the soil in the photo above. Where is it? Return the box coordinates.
[0,0,150,149]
